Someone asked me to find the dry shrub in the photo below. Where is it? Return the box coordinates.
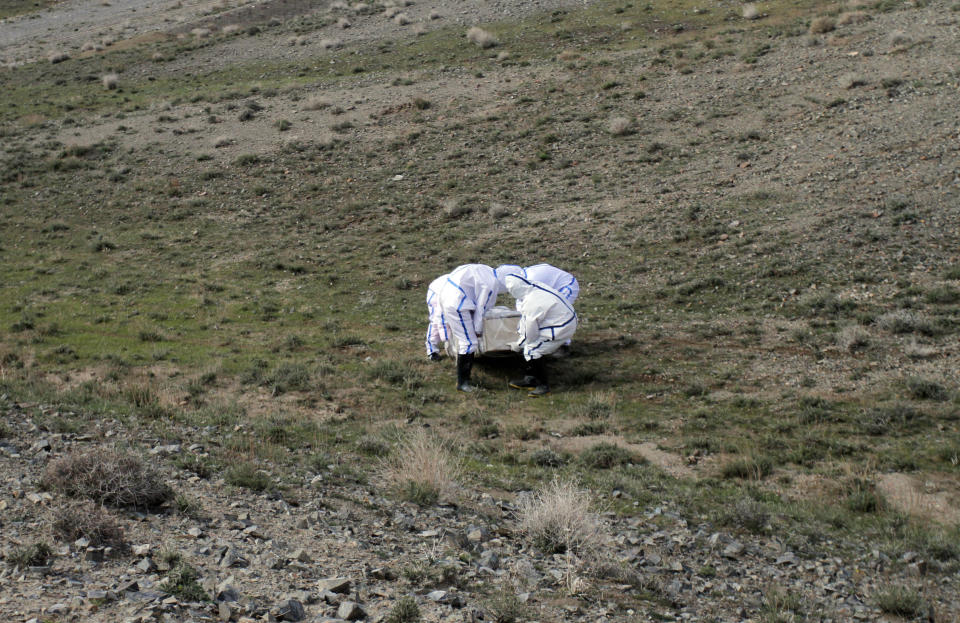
[320,38,342,49]
[222,24,241,35]
[518,477,604,555]
[52,501,126,547]
[48,50,70,63]
[429,9,441,19]
[382,429,459,505]
[442,198,472,219]
[101,73,119,90]
[467,27,498,49]
[303,96,332,110]
[383,6,400,17]
[337,17,352,28]
[742,3,760,19]
[393,12,410,25]
[809,17,835,34]
[81,41,99,52]
[191,27,211,38]
[213,135,233,148]
[41,448,173,510]
[558,49,580,61]
[837,324,871,353]
[837,10,871,25]
[607,116,633,136]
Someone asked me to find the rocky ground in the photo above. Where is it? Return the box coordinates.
[2,395,957,622]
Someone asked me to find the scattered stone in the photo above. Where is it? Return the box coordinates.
[317,578,351,594]
[274,599,306,622]
[722,542,744,558]
[292,548,312,563]
[136,557,156,573]
[337,601,365,621]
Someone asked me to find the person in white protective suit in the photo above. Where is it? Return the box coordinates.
[425,275,449,361]
[437,264,504,392]
[503,274,578,396]
[523,263,579,303]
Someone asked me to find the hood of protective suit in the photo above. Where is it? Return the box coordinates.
[504,275,536,300]
[495,265,525,291]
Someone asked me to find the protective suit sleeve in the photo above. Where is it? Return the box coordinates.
[474,285,494,335]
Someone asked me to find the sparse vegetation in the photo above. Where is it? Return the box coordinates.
[41,449,173,509]
[518,477,604,555]
[52,502,126,547]
[383,429,458,506]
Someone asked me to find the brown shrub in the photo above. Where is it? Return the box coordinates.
[809,17,836,34]
[41,448,173,510]
[52,501,126,547]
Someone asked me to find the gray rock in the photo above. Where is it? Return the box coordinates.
[217,601,237,621]
[275,599,306,622]
[135,558,156,573]
[722,542,744,559]
[317,578,351,594]
[220,547,249,568]
[478,550,499,570]
[216,583,240,603]
[427,590,447,602]
[337,601,365,621]
[292,548,312,563]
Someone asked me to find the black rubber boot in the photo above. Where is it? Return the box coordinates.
[509,358,538,390]
[527,358,550,397]
[456,353,475,392]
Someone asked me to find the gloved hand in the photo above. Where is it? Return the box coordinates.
[510,340,522,352]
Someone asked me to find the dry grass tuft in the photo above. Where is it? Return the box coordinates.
[383,6,400,18]
[320,38,342,50]
[837,10,871,25]
[222,24,242,35]
[607,116,634,136]
[41,448,173,510]
[393,12,410,25]
[337,17,352,28]
[52,501,126,547]
[101,73,119,90]
[303,96,332,110]
[809,16,835,34]
[467,26,498,49]
[837,324,871,353]
[48,50,70,64]
[191,27,211,38]
[742,3,760,19]
[213,135,233,148]
[442,198,473,219]
[382,428,459,505]
[518,477,605,555]
[429,9,442,20]
[904,339,937,360]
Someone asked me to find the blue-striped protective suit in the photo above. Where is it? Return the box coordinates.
[437,264,500,355]
[504,275,578,361]
[524,263,579,303]
[425,274,449,357]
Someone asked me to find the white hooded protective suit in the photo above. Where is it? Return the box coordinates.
[494,264,526,292]
[438,264,501,355]
[524,263,579,303]
[504,275,578,361]
[425,274,449,356]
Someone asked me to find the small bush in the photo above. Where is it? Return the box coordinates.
[48,50,70,63]
[518,477,604,555]
[905,377,948,401]
[837,11,871,25]
[102,73,119,90]
[836,324,871,353]
[721,498,769,534]
[466,26,498,48]
[275,119,292,132]
[383,429,459,506]
[875,586,923,618]
[163,558,209,601]
[808,16,835,34]
[607,116,633,136]
[925,286,960,304]
[720,455,773,480]
[42,449,173,509]
[530,448,566,467]
[441,198,472,219]
[8,542,53,568]
[875,310,936,336]
[356,434,391,456]
[483,589,528,623]
[225,463,271,491]
[579,442,638,469]
[845,480,886,513]
[52,502,126,547]
[385,596,420,623]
